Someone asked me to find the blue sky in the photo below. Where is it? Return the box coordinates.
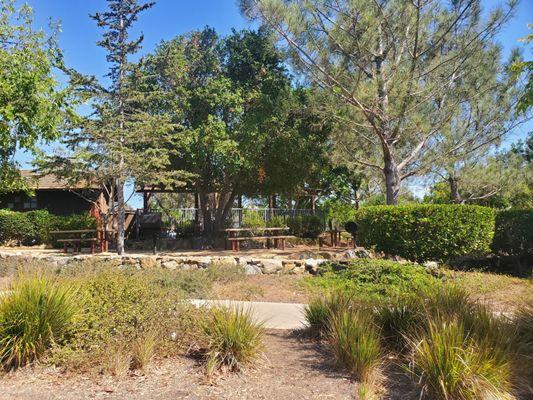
[13,0,533,204]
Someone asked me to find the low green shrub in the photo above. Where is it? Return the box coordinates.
[242,210,266,229]
[492,208,533,256]
[306,259,438,303]
[408,318,514,400]
[202,307,264,376]
[0,276,80,370]
[355,205,495,262]
[0,209,96,246]
[328,309,381,383]
[304,291,354,337]
[266,215,286,228]
[286,215,324,238]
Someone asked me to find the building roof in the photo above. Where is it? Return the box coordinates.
[21,170,101,191]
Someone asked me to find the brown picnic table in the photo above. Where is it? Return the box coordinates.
[222,227,294,252]
[50,229,109,254]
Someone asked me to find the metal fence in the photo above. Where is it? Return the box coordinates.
[147,207,323,233]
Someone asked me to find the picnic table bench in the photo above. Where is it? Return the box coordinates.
[50,229,108,254]
[222,227,295,252]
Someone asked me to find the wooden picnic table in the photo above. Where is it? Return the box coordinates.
[50,229,110,254]
[221,227,293,252]
[321,229,355,248]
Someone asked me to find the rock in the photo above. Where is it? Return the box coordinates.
[282,262,296,274]
[298,251,319,260]
[139,256,159,269]
[305,259,327,274]
[180,262,198,271]
[194,257,212,269]
[318,252,334,260]
[162,259,180,270]
[259,259,283,274]
[244,264,262,275]
[293,265,306,274]
[423,261,439,269]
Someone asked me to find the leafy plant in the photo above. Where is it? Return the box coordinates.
[355,205,495,262]
[492,208,533,256]
[286,215,324,238]
[0,276,80,369]
[242,210,266,229]
[202,307,264,376]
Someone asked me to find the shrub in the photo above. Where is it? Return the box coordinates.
[492,208,533,256]
[286,215,324,238]
[0,276,79,369]
[130,331,157,371]
[266,215,286,228]
[408,318,513,400]
[355,204,495,262]
[0,209,35,245]
[242,210,266,229]
[328,309,381,383]
[202,307,264,376]
[306,259,438,303]
[54,213,97,231]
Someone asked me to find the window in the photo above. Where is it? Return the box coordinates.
[7,203,14,210]
[23,197,37,210]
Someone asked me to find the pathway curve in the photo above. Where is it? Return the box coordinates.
[189,299,308,330]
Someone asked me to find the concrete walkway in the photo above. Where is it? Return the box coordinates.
[189,299,308,330]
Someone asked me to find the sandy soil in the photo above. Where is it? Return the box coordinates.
[0,331,412,400]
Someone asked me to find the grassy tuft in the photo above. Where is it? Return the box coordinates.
[202,307,264,376]
[305,291,354,337]
[0,276,79,370]
[408,317,514,400]
[130,331,157,372]
[328,309,382,383]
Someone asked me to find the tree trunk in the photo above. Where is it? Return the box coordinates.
[383,156,401,205]
[199,189,235,244]
[448,176,462,204]
[116,178,125,255]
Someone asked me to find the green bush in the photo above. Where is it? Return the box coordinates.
[202,307,264,376]
[355,205,495,262]
[286,214,324,238]
[242,210,266,228]
[492,209,533,256]
[306,259,438,303]
[266,215,286,228]
[0,210,96,246]
[304,291,354,338]
[0,276,79,370]
[0,209,36,245]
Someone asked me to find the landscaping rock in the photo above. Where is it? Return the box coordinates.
[139,256,159,269]
[423,261,439,270]
[305,259,327,274]
[260,259,283,274]
[244,263,262,275]
[162,259,180,270]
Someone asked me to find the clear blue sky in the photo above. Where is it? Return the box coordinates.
[14,0,533,204]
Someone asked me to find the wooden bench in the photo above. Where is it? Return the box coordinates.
[226,235,295,252]
[51,230,106,254]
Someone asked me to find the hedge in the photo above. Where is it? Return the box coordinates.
[286,215,324,239]
[492,209,533,256]
[0,210,96,246]
[355,205,495,262]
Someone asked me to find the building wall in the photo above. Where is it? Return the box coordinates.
[0,190,98,216]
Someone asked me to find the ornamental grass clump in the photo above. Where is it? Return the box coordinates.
[328,309,382,383]
[0,276,79,370]
[305,291,354,337]
[408,318,514,400]
[202,307,264,376]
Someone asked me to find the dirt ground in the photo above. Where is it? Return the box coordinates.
[0,330,417,400]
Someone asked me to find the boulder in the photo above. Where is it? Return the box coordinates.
[259,259,283,274]
[304,259,327,274]
[162,259,180,270]
[244,263,262,275]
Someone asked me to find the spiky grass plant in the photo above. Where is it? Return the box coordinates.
[375,296,424,351]
[0,276,79,369]
[328,309,382,383]
[408,318,514,400]
[202,307,264,376]
[130,331,157,371]
[305,291,354,337]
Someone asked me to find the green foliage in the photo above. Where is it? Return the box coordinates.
[408,318,513,400]
[307,259,438,303]
[355,205,495,262]
[242,210,266,229]
[328,309,381,383]
[286,215,323,238]
[0,276,79,370]
[0,209,96,245]
[320,199,357,227]
[202,307,264,376]
[265,215,285,228]
[492,209,533,256]
[0,1,73,192]
[304,291,354,338]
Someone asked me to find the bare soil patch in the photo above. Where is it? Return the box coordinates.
[0,331,366,400]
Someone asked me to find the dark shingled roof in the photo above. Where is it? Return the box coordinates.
[21,170,100,190]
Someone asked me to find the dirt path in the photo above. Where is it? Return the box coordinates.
[0,331,359,400]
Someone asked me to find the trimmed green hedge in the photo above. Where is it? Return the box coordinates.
[492,209,533,256]
[355,205,495,262]
[0,210,96,246]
